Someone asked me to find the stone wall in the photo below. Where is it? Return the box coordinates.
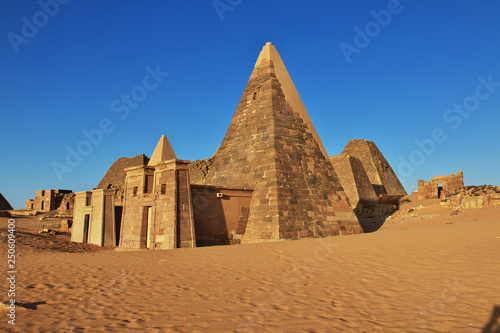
[57,193,75,213]
[120,166,157,249]
[71,190,116,246]
[440,185,500,209]
[120,160,196,250]
[417,171,464,200]
[191,185,253,246]
[176,166,197,248]
[25,189,73,212]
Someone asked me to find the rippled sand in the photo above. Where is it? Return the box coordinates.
[1,203,499,332]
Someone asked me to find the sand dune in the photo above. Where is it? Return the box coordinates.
[1,203,499,332]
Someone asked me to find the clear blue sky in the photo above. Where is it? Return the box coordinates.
[1,1,499,209]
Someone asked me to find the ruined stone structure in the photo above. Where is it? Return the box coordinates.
[71,189,117,246]
[57,193,75,214]
[329,145,407,217]
[97,154,149,190]
[341,139,407,197]
[440,185,500,209]
[115,136,257,249]
[25,189,73,213]
[0,193,13,210]
[72,42,398,249]
[188,158,213,184]
[417,171,464,200]
[119,136,196,249]
[70,155,150,246]
[96,154,150,205]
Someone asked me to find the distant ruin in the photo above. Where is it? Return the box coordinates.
[71,43,408,249]
[25,189,74,214]
[417,171,464,200]
[96,154,149,191]
[441,185,500,209]
[71,154,150,246]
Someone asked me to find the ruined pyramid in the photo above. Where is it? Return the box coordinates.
[329,154,379,212]
[341,139,407,197]
[96,154,149,190]
[203,42,363,242]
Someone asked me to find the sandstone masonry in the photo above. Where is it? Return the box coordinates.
[71,43,416,249]
[417,171,464,200]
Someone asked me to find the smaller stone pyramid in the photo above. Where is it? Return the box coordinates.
[330,154,379,211]
[341,139,407,197]
[0,193,13,210]
[148,135,177,166]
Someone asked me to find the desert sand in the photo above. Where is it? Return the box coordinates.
[1,197,499,332]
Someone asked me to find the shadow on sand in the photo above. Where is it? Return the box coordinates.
[483,305,500,333]
[357,215,392,233]
[15,301,47,310]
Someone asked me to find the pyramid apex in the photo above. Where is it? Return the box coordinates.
[254,42,328,158]
[255,42,277,67]
[148,135,176,166]
[201,43,362,242]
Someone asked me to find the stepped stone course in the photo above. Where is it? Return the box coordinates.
[329,154,379,211]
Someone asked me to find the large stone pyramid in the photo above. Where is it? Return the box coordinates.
[341,139,407,197]
[203,42,363,242]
